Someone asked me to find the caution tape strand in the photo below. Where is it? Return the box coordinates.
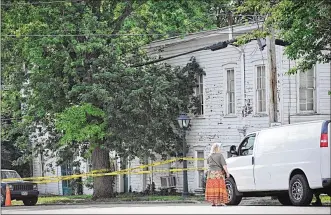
[1,157,205,183]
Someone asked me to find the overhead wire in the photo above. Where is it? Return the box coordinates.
[0,0,81,6]
[0,0,236,6]
[1,32,253,37]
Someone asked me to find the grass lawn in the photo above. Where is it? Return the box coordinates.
[11,195,92,206]
[10,193,330,206]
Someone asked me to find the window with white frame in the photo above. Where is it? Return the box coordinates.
[256,65,266,113]
[299,69,315,112]
[196,74,204,115]
[197,151,204,188]
[226,68,235,114]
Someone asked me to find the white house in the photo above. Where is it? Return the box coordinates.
[32,22,330,195]
[127,22,331,193]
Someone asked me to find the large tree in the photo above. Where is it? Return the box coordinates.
[1,0,229,198]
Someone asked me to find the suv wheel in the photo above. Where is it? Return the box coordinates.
[225,177,242,205]
[23,197,38,206]
[288,174,313,206]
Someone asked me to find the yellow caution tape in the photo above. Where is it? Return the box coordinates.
[1,157,205,183]
[32,167,208,184]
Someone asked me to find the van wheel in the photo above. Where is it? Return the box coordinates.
[226,177,242,205]
[288,174,313,206]
[277,193,292,205]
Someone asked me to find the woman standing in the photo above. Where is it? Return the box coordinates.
[205,143,230,206]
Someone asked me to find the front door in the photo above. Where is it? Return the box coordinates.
[61,161,73,196]
[228,134,256,191]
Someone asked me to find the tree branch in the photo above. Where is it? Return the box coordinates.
[111,0,135,35]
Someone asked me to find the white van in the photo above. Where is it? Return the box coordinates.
[225,120,330,206]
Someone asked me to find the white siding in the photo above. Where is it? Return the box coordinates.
[32,154,62,195]
[31,128,63,195]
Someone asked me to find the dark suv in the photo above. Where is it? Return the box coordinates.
[1,169,39,206]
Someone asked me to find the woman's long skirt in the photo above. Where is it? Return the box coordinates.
[205,170,229,204]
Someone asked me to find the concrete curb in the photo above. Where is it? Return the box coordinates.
[11,200,204,207]
[92,200,203,204]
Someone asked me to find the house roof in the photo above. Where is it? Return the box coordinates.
[146,22,262,50]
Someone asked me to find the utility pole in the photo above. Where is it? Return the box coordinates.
[228,10,233,40]
[267,28,278,125]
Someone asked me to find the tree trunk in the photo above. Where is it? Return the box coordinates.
[92,146,114,200]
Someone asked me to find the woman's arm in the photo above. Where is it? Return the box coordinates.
[219,154,230,178]
[223,165,230,178]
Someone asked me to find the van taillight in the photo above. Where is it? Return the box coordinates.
[320,133,328,147]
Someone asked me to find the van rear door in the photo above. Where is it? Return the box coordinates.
[320,120,330,184]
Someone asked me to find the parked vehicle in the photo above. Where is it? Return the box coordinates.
[225,120,331,206]
[1,169,39,206]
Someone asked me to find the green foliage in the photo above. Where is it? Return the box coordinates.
[1,0,214,187]
[234,0,331,75]
[272,0,331,74]
[55,103,106,146]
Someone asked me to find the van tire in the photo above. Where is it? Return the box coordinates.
[277,193,292,206]
[288,174,313,206]
[225,177,242,205]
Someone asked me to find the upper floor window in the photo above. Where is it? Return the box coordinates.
[299,68,315,112]
[256,65,266,113]
[196,74,204,115]
[226,68,235,114]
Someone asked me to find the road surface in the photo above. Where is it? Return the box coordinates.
[2,203,330,214]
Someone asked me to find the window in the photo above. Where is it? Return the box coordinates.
[299,69,315,111]
[197,151,204,188]
[226,69,235,114]
[86,157,92,173]
[196,74,204,115]
[256,65,266,113]
[238,134,256,156]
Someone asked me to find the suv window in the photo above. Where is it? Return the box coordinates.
[238,134,256,156]
[1,170,21,179]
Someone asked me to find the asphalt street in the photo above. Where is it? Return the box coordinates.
[2,203,330,214]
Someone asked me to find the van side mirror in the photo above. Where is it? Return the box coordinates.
[229,145,238,155]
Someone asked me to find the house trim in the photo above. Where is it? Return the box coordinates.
[194,70,206,118]
[253,63,269,116]
[223,66,237,116]
[221,62,238,67]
